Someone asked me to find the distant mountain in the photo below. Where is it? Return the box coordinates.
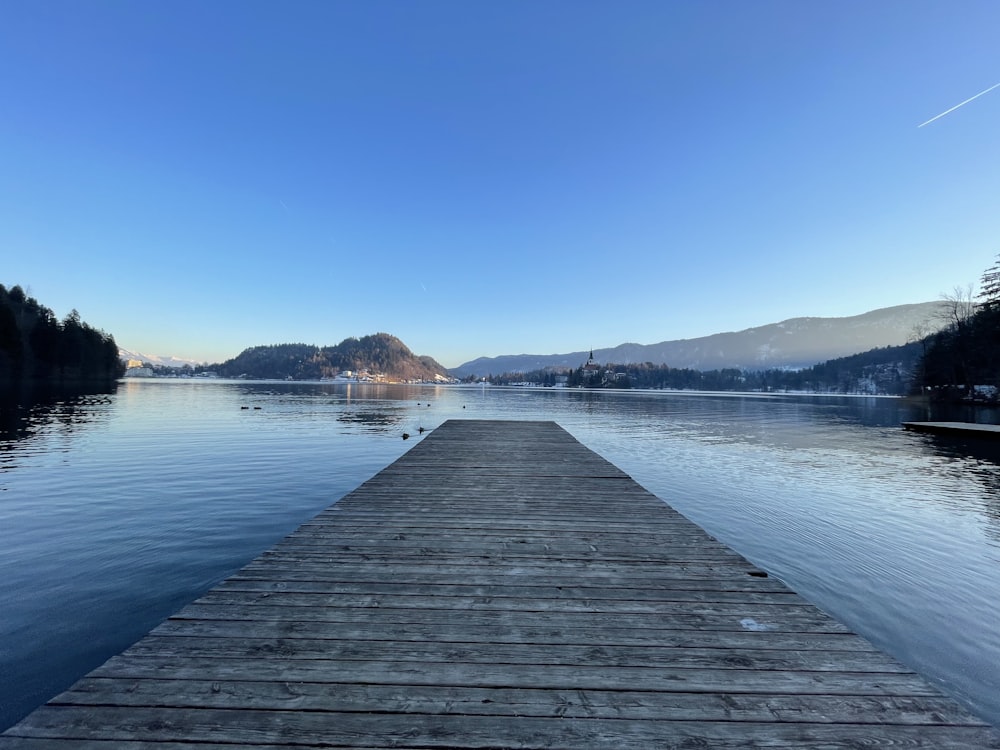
[214,333,451,382]
[451,302,950,378]
[119,348,204,369]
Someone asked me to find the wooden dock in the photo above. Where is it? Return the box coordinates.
[3,419,997,748]
[903,420,1000,438]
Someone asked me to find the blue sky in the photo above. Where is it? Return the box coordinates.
[2,1,999,368]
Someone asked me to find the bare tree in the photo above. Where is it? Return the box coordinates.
[908,319,936,359]
[929,284,978,395]
[938,284,977,333]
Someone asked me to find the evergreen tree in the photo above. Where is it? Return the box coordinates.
[0,284,124,386]
[979,253,1000,310]
[914,255,1000,397]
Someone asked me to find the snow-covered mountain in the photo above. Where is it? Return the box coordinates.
[118,348,205,368]
[450,302,950,378]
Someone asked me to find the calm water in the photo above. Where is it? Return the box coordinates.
[2,380,999,730]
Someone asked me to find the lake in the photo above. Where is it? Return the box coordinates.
[2,379,999,731]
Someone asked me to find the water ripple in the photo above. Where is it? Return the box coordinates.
[1,382,998,730]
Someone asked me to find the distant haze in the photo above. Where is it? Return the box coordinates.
[118,349,206,369]
[450,302,948,378]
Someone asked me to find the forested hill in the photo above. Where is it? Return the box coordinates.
[214,333,450,382]
[452,302,946,378]
[485,340,922,395]
[0,284,123,385]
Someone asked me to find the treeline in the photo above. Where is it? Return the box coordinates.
[0,284,123,386]
[914,255,1000,399]
[480,342,921,395]
[214,333,448,381]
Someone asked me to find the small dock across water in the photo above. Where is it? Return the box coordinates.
[3,419,997,748]
[903,420,1000,438]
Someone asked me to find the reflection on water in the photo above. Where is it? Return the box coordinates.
[336,406,408,431]
[0,384,119,476]
[1,381,999,732]
[0,384,117,440]
[907,432,1000,544]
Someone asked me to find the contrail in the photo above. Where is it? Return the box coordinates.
[918,81,1000,127]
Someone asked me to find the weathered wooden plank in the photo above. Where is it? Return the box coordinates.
[300,514,699,528]
[82,655,950,696]
[52,677,985,725]
[181,587,816,615]
[228,570,792,594]
[120,636,913,673]
[213,579,808,603]
[234,560,784,587]
[260,544,752,562]
[168,602,854,633]
[245,557,775,582]
[277,528,736,548]
[272,538,749,557]
[3,419,996,749]
[249,552,770,571]
[149,617,880,651]
[5,706,998,749]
